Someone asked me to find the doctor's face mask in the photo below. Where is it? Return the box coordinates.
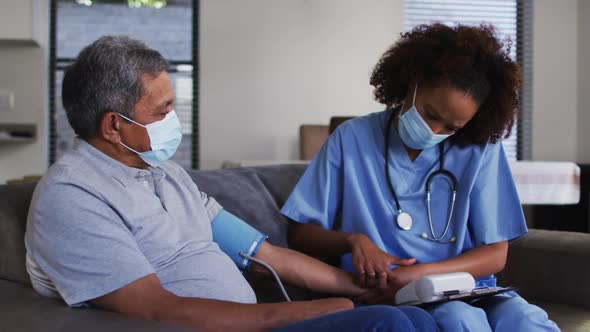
[398,84,451,150]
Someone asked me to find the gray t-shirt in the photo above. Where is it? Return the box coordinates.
[24,140,256,306]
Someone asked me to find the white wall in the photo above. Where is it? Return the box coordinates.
[200,0,589,167]
[200,0,403,169]
[578,0,590,163]
[0,1,48,183]
[0,0,586,181]
[531,0,579,161]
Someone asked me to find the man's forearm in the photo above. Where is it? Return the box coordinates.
[90,274,353,332]
[157,296,353,332]
[253,242,366,296]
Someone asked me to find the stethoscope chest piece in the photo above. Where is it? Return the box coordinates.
[396,211,413,230]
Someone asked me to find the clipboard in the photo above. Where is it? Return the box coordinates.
[416,286,517,308]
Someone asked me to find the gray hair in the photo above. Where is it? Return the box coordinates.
[62,36,169,139]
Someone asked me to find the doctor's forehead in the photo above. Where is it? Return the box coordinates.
[421,83,478,122]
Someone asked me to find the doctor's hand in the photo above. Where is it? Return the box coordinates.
[346,233,416,288]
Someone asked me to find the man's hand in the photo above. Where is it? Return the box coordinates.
[346,233,416,287]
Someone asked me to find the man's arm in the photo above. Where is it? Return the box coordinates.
[250,241,367,297]
[210,210,367,296]
[90,274,353,332]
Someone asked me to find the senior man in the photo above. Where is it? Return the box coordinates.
[24,36,436,332]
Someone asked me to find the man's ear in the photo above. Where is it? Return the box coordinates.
[100,112,122,144]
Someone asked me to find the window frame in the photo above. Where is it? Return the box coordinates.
[516,0,533,160]
[48,0,200,168]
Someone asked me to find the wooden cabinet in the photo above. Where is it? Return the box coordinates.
[0,0,42,45]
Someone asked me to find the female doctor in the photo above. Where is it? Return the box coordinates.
[281,24,559,331]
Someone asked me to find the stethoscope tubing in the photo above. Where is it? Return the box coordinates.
[384,109,459,243]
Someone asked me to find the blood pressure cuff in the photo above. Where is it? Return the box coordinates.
[211,210,268,271]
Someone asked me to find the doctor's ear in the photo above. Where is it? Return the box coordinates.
[100,112,122,144]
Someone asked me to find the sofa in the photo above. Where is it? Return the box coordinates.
[1,164,589,331]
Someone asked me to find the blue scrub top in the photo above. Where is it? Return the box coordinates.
[281,110,528,287]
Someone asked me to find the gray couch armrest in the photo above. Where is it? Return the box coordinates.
[497,229,590,309]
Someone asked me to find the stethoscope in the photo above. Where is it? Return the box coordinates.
[384,110,459,244]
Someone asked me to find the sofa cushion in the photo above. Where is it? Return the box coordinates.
[0,182,37,285]
[254,164,308,208]
[498,229,590,310]
[187,167,288,247]
[536,302,590,332]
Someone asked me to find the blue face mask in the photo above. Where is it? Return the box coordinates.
[118,110,182,167]
[398,84,451,150]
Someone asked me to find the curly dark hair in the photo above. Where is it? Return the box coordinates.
[370,23,521,145]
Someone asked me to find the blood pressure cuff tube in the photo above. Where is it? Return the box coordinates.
[211,210,268,271]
